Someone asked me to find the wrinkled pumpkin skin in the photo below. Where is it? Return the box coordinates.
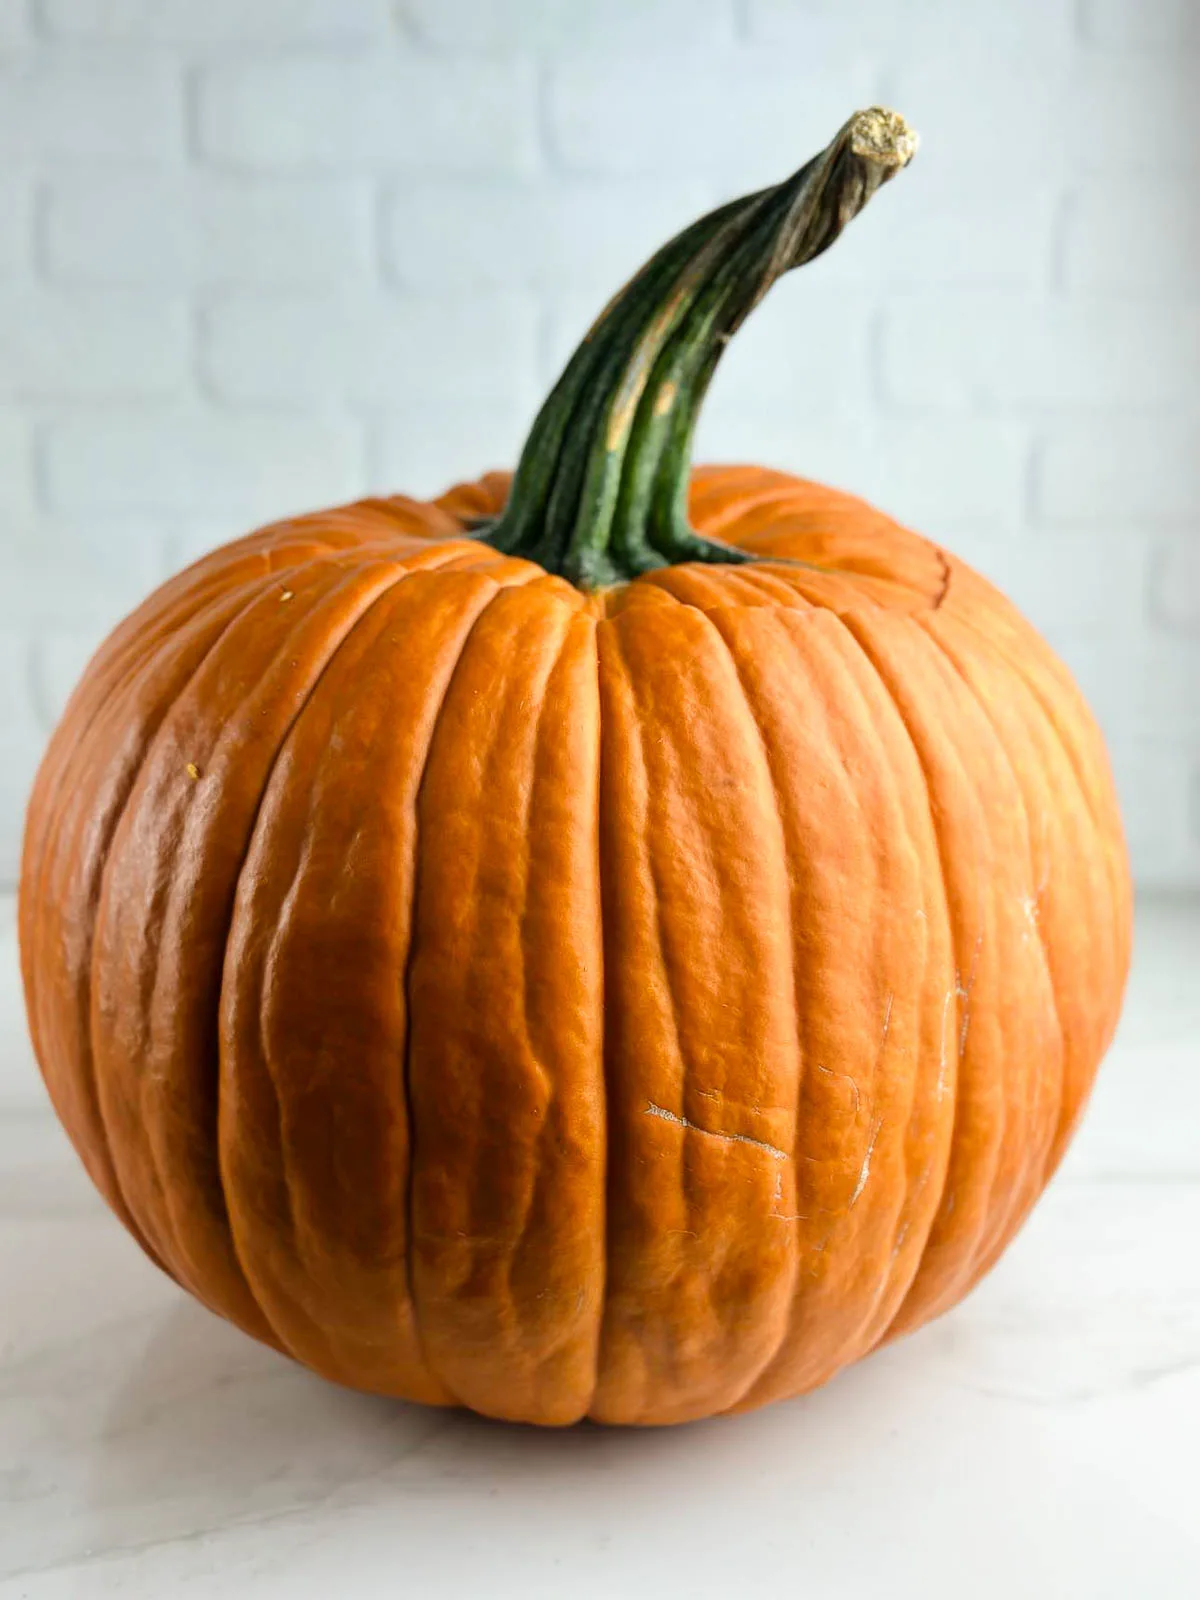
[20,465,1131,1425]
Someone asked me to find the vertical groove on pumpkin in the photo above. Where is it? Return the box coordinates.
[592,618,691,1421]
[221,570,440,1373]
[878,624,1020,1314]
[193,560,420,1353]
[21,576,262,1278]
[720,605,944,1408]
[398,581,514,1416]
[222,562,505,1393]
[77,573,295,1299]
[949,587,1129,1148]
[402,568,568,1415]
[91,557,410,1345]
[837,620,971,1340]
[697,610,805,1412]
[815,626,946,1365]
[973,634,1130,1173]
[514,610,605,1422]
[595,599,803,1423]
[915,617,1066,1267]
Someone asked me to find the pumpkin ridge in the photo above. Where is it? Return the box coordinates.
[914,615,1065,1263]
[470,603,585,1414]
[844,623,1008,1354]
[695,608,806,1413]
[64,570,300,1293]
[955,618,1130,1168]
[400,578,535,1414]
[96,558,415,1343]
[832,615,969,1340]
[718,606,938,1410]
[876,622,1019,1311]
[221,566,507,1388]
[594,617,693,1422]
[510,612,604,1422]
[22,565,250,1076]
[958,598,1128,943]
[404,577,604,1422]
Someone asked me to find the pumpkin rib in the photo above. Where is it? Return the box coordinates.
[58,571,298,1288]
[157,560,420,1345]
[213,552,511,1364]
[914,617,1065,1269]
[598,633,692,1425]
[847,612,1070,1341]
[880,625,1020,1313]
[968,633,1129,1173]
[401,579,539,1415]
[822,637,959,1366]
[22,567,254,1110]
[593,605,801,1424]
[507,612,602,1417]
[694,607,806,1414]
[91,556,417,1346]
[985,639,1125,962]
[406,581,604,1423]
[722,606,950,1412]
[949,593,1128,1015]
[835,617,973,1339]
[821,615,960,1367]
[845,626,1011,1347]
[218,568,512,1396]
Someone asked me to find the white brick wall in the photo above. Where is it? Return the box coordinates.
[0,0,1196,902]
[195,52,538,172]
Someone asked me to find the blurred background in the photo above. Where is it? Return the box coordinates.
[1,0,1197,920]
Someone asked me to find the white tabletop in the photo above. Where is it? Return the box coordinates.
[1,898,1197,1599]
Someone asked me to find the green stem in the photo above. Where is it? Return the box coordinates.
[479,107,917,589]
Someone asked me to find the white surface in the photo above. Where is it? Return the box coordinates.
[1,0,1199,891]
[0,897,1197,1598]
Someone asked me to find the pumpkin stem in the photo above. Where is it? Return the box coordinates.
[477,107,917,589]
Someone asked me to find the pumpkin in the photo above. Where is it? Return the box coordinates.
[19,109,1131,1427]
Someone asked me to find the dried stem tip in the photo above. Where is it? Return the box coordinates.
[848,107,919,169]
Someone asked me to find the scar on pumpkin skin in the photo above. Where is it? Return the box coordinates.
[643,1102,788,1161]
[936,990,955,1101]
[848,1115,883,1209]
[769,1168,810,1224]
[956,928,984,1059]
[813,1062,861,1113]
[844,990,894,1208]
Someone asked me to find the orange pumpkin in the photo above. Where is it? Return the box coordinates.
[19,110,1131,1426]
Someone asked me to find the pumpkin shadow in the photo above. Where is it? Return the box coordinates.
[88,1296,772,1555]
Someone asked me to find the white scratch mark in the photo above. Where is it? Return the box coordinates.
[644,1102,787,1160]
[880,991,894,1050]
[769,1168,810,1222]
[936,990,954,1101]
[954,928,983,1059]
[848,1115,883,1208]
[814,1062,861,1115]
